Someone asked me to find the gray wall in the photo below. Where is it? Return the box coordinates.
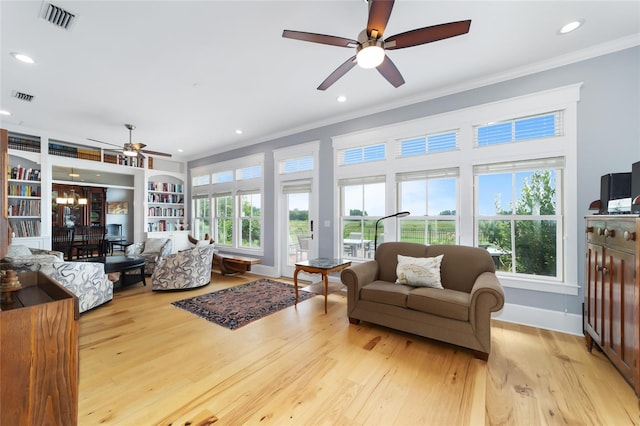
[189,46,640,316]
[105,188,134,243]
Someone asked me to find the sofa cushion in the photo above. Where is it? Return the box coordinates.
[142,238,168,254]
[360,281,411,308]
[7,245,33,257]
[395,254,444,288]
[407,287,470,321]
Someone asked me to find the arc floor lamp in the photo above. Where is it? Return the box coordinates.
[373,211,411,252]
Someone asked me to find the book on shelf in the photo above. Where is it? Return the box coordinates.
[8,135,41,153]
[8,199,41,216]
[9,219,41,238]
[7,165,41,181]
[8,184,41,197]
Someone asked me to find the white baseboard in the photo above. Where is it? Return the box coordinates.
[494,302,583,336]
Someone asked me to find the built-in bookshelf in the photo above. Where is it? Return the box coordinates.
[147,176,184,233]
[7,161,41,238]
[8,133,41,153]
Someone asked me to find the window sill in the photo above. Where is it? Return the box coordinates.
[497,274,579,296]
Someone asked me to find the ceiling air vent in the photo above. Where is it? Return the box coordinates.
[12,91,35,102]
[39,2,76,30]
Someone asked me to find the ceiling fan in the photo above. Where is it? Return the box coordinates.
[282,0,471,90]
[87,124,172,158]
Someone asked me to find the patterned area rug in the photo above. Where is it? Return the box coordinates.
[172,279,316,330]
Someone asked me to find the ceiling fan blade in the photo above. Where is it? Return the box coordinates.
[140,149,172,158]
[385,20,471,50]
[86,138,122,148]
[317,55,357,91]
[282,30,357,48]
[367,0,395,38]
[376,55,405,88]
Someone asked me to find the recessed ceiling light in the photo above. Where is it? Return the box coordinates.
[68,172,79,177]
[0,110,11,116]
[96,174,101,177]
[10,52,35,64]
[559,19,584,34]
[235,129,243,135]
[178,149,184,153]
[337,95,347,103]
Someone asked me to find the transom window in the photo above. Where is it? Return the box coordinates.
[396,130,458,157]
[475,111,563,147]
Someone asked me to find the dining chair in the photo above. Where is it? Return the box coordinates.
[105,223,123,255]
[52,226,75,261]
[296,235,311,261]
[76,226,106,258]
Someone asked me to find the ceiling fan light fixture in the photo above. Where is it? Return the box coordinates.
[356,40,385,69]
[123,143,138,157]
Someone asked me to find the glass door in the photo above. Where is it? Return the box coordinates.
[275,142,319,278]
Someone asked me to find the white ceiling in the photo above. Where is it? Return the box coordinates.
[1,1,639,162]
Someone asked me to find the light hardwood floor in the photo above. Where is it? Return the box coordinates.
[78,272,640,425]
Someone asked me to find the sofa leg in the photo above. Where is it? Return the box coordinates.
[471,350,489,361]
[348,317,360,325]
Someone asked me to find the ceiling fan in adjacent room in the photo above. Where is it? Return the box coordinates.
[87,124,172,158]
[282,0,471,90]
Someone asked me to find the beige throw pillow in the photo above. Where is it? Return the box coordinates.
[142,238,168,254]
[395,254,444,289]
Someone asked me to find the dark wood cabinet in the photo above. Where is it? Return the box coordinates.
[585,216,639,395]
[0,271,79,425]
[52,184,105,228]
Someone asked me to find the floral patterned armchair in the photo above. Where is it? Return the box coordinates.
[0,245,113,313]
[151,245,215,291]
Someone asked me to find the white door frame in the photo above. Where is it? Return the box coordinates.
[274,141,320,278]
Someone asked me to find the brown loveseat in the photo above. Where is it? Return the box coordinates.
[340,242,505,360]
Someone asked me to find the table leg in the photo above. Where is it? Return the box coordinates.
[293,267,300,307]
[323,272,328,314]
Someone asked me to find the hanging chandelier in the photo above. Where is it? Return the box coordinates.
[56,189,87,205]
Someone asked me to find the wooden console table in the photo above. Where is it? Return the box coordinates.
[1,271,79,425]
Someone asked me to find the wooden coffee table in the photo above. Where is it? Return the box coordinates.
[82,255,146,288]
[294,258,351,314]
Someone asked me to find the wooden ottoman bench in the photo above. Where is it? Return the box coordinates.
[214,253,261,275]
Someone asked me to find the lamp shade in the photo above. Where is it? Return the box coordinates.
[356,40,385,69]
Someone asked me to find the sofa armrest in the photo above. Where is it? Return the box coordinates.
[469,272,505,326]
[126,242,144,256]
[30,248,65,260]
[340,260,379,292]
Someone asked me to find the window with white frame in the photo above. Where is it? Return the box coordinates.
[214,193,233,246]
[397,168,459,245]
[338,176,385,259]
[396,129,459,157]
[191,154,264,253]
[475,157,563,279]
[192,195,211,240]
[333,84,580,294]
[338,143,385,166]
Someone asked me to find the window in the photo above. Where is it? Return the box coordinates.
[191,154,264,253]
[338,143,385,166]
[333,84,580,294]
[397,168,459,245]
[239,191,261,249]
[279,156,313,174]
[475,157,564,279]
[339,176,385,259]
[192,196,211,240]
[397,130,458,157]
[475,111,563,147]
[214,194,233,246]
[192,174,210,186]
